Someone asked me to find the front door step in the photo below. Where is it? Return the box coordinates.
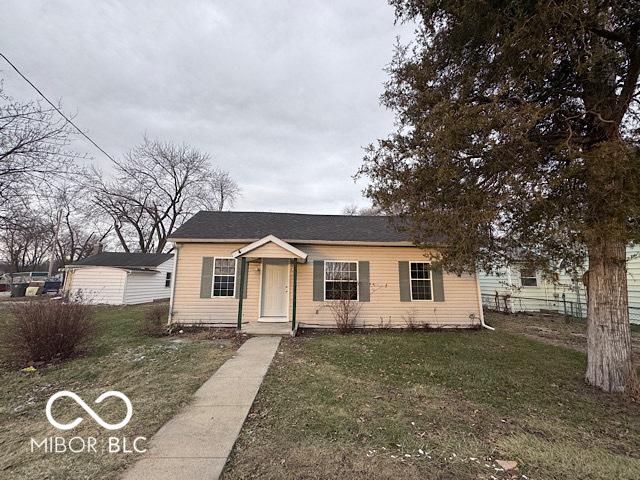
[242,322,292,336]
[257,316,287,323]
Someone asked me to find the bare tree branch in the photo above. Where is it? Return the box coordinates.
[89,137,240,253]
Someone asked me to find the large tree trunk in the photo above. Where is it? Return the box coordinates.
[586,238,635,392]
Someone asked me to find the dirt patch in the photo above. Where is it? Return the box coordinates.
[166,326,248,347]
[486,311,640,365]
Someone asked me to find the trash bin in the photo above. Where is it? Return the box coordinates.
[43,280,62,294]
[10,283,28,297]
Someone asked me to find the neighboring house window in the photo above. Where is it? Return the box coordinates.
[165,272,172,288]
[212,258,236,297]
[324,261,358,300]
[520,268,538,287]
[410,262,432,301]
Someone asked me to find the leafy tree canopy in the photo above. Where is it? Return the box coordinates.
[360,0,640,275]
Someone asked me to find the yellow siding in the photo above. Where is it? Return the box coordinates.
[171,243,258,325]
[170,242,482,328]
[243,242,298,258]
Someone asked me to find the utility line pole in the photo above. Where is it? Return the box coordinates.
[48,207,63,278]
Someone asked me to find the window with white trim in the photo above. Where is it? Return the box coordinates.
[212,258,236,297]
[165,272,172,288]
[324,261,358,300]
[410,262,432,300]
[520,268,538,287]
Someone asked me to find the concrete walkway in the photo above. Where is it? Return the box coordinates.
[122,336,281,480]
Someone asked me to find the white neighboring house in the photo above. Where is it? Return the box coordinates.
[479,245,640,323]
[63,252,174,305]
[479,264,586,317]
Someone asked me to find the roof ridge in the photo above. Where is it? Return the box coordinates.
[69,251,173,268]
[96,251,171,255]
[196,211,390,218]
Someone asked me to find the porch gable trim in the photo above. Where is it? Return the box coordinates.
[231,235,308,262]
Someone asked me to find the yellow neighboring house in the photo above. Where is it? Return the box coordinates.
[168,211,485,333]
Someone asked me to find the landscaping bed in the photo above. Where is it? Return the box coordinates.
[223,325,640,479]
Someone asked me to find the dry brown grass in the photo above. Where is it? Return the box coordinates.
[486,311,640,364]
[167,324,248,347]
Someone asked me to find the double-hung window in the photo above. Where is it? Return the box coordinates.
[165,272,172,288]
[212,258,236,297]
[324,261,358,300]
[520,268,538,287]
[410,262,432,300]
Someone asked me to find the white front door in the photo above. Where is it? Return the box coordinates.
[260,259,289,320]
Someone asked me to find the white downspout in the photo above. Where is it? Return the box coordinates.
[168,243,180,325]
[475,271,494,330]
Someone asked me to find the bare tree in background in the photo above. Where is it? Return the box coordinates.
[53,209,111,267]
[0,181,112,273]
[205,168,240,211]
[90,137,238,253]
[0,81,91,273]
[342,204,360,216]
[0,84,80,222]
[342,204,381,216]
[0,203,50,272]
[44,182,112,269]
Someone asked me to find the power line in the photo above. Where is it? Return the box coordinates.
[0,52,117,163]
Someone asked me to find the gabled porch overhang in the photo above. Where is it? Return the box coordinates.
[230,234,308,263]
[231,235,307,335]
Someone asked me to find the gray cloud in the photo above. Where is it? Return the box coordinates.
[1,0,411,213]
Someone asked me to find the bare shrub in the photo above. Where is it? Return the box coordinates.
[142,303,170,336]
[402,309,424,330]
[328,298,362,334]
[4,300,94,364]
[378,316,392,329]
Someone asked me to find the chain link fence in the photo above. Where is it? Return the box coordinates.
[482,293,640,325]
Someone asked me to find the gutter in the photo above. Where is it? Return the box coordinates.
[475,271,494,330]
[166,237,437,247]
[121,270,129,304]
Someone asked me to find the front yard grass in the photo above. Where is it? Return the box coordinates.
[0,303,236,480]
[485,311,640,364]
[223,321,640,479]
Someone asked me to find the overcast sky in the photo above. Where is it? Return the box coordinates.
[1,1,411,213]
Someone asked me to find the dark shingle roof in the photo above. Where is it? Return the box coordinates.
[169,211,410,243]
[69,252,173,268]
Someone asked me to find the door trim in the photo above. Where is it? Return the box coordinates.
[258,259,290,322]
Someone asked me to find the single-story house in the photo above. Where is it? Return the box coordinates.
[63,252,174,305]
[478,246,640,324]
[167,211,486,332]
[479,264,585,316]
